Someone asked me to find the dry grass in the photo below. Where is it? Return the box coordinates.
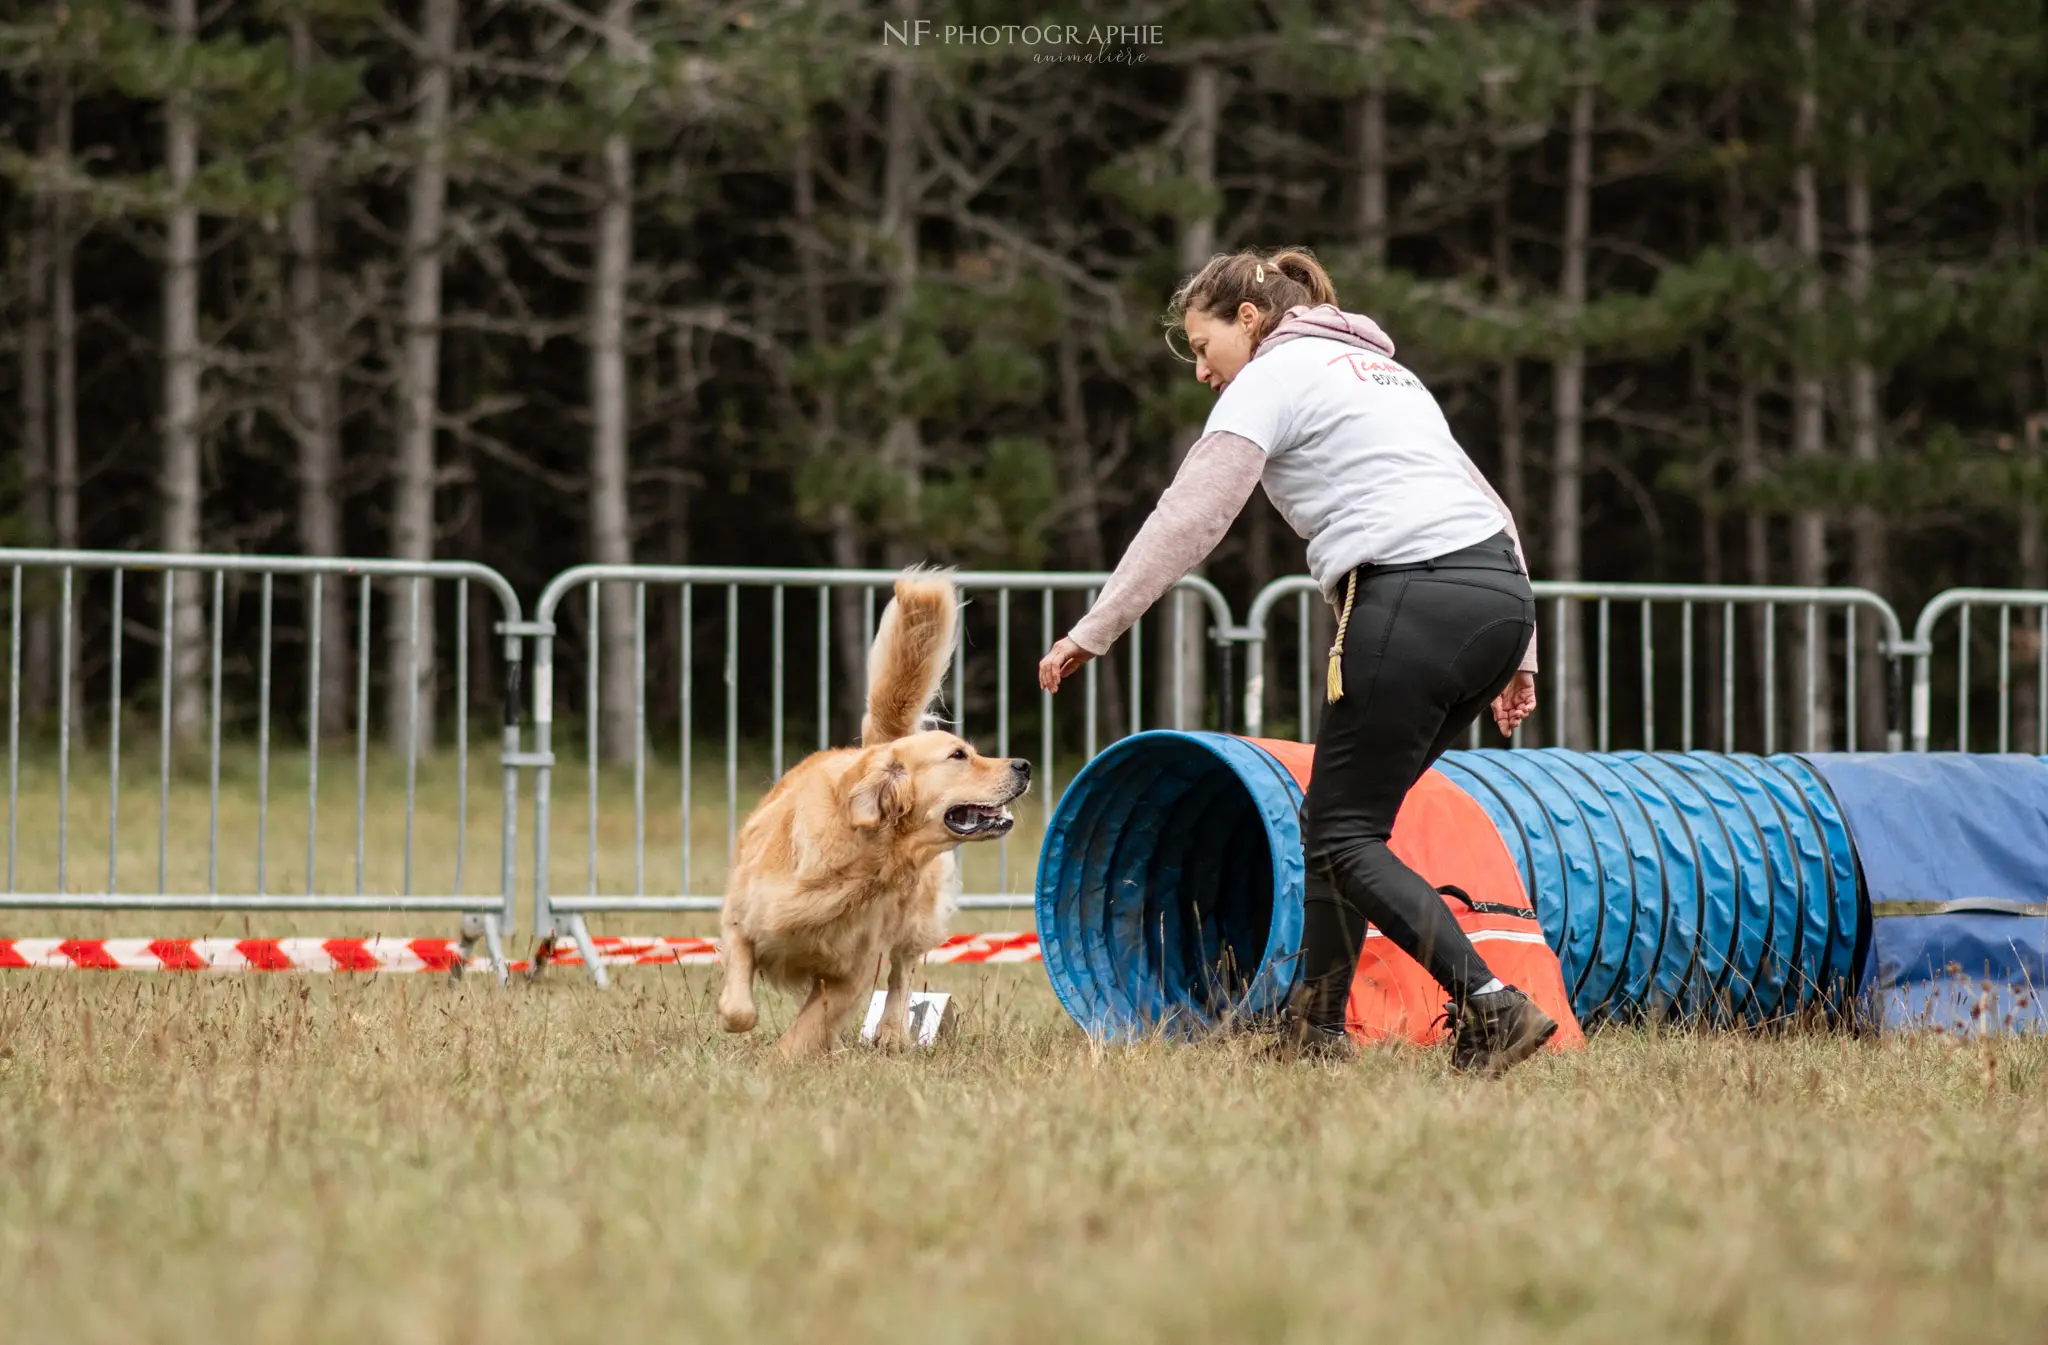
[5,748,2048,1342]
[1,969,2046,1344]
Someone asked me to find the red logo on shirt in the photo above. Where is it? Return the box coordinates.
[1327,352,1423,389]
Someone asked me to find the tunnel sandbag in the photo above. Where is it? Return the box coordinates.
[1799,753,2048,1033]
[1418,750,1863,1027]
[1861,911,2048,1033]
[1798,754,2048,917]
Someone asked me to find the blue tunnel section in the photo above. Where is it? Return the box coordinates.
[1802,754,2048,1033]
[1035,733,1873,1039]
[1798,754,2048,913]
[1435,750,1864,1027]
[1035,732,1305,1042]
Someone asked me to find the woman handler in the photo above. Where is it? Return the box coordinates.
[1036,248,1557,1076]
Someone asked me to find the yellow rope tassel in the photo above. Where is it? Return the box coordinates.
[1326,570,1358,704]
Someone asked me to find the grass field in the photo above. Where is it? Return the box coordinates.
[5,748,2048,1342]
[3,971,2047,1344]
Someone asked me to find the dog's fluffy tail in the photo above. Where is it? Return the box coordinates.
[861,567,960,746]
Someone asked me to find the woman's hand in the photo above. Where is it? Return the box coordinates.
[1038,637,1096,694]
[1492,670,1537,738]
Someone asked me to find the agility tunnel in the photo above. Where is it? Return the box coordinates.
[1034,731,2048,1040]
[1814,754,2048,1033]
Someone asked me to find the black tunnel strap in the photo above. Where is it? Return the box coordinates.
[1436,883,1540,920]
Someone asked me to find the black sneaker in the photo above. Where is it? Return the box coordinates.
[1256,984,1359,1063]
[1447,986,1557,1076]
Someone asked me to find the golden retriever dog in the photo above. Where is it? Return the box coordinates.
[716,568,1030,1058]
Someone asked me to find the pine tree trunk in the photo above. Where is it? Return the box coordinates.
[2017,369,2043,753]
[657,326,693,737]
[1845,39,1886,751]
[163,0,207,743]
[289,17,350,740]
[1791,0,1832,750]
[591,0,638,766]
[1494,182,1526,531]
[1356,1,1387,267]
[792,128,866,739]
[1688,196,1714,750]
[388,0,458,755]
[442,333,493,716]
[1056,320,1125,740]
[1738,364,1772,747]
[827,506,868,739]
[20,97,53,722]
[1158,61,1222,733]
[2015,187,2045,753]
[665,328,694,571]
[51,84,81,726]
[1702,500,1724,750]
[879,12,923,572]
[1724,109,1774,749]
[1550,0,1597,750]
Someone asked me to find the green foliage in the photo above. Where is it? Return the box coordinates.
[917,435,1062,566]
[1598,1,1738,108]
[1089,147,1226,229]
[4,0,2047,603]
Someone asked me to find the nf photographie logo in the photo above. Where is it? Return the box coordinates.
[880,20,1164,62]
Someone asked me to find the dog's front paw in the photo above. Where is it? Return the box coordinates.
[718,1002,758,1033]
[776,1031,831,1062]
[871,1016,910,1052]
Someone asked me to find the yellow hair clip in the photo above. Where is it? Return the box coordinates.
[1254,263,1266,283]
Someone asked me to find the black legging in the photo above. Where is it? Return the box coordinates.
[1295,530,1537,1030]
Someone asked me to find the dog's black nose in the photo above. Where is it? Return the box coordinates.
[1011,759,1031,780]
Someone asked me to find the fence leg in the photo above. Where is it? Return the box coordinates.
[483,914,510,988]
[1885,654,1906,754]
[567,915,610,989]
[449,913,511,988]
[451,914,483,985]
[1212,637,1236,735]
[1241,635,1265,739]
[1910,647,1932,752]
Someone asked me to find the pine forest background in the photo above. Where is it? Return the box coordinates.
[3,0,2046,758]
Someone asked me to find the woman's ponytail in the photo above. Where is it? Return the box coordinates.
[1267,249,1337,307]
[1165,246,1342,352]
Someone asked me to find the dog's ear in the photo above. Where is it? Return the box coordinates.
[847,752,910,829]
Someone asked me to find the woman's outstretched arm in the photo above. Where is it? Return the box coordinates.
[1068,430,1264,654]
[1038,430,1264,692]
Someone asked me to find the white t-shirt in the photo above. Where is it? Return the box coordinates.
[1202,336,1510,599]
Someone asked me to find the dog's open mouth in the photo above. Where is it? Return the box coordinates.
[944,803,1016,838]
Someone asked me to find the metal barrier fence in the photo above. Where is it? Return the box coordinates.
[1242,580,1910,754]
[3,547,2030,984]
[522,566,1234,983]
[1906,589,2048,754]
[0,549,526,981]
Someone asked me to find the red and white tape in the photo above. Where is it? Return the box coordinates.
[0,931,1040,974]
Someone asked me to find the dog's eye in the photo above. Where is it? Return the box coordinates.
[949,747,968,761]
